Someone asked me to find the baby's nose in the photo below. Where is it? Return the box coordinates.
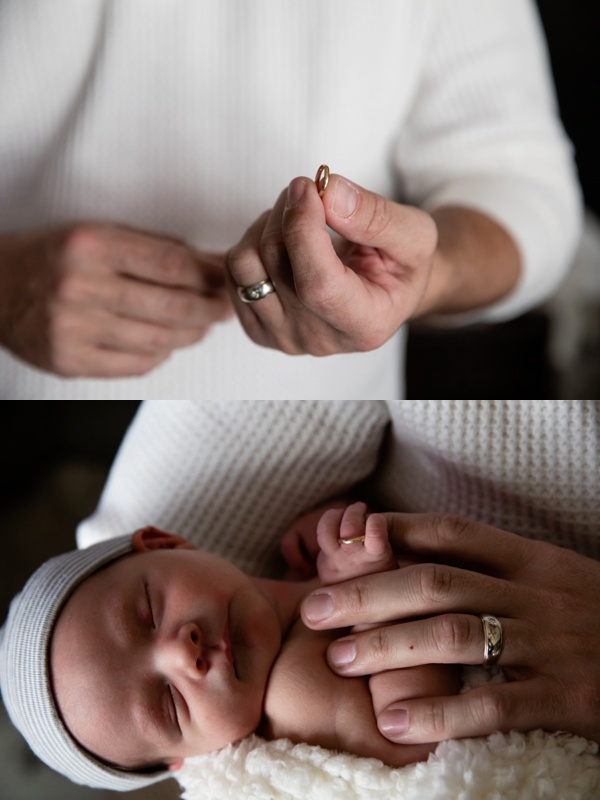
[164,622,207,677]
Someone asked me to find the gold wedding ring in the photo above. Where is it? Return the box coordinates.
[315,164,330,197]
[337,535,366,545]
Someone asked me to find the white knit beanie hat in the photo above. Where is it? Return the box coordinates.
[0,535,172,791]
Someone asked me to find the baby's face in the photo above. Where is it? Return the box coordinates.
[50,540,282,771]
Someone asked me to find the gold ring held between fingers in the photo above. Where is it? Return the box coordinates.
[315,164,330,197]
[337,535,366,545]
[479,614,503,667]
[237,278,276,304]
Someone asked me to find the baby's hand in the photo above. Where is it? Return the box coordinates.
[317,502,397,585]
[280,498,349,580]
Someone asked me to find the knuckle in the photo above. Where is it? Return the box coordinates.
[147,326,173,351]
[295,275,339,312]
[432,614,473,656]
[260,229,286,267]
[365,628,392,665]
[568,675,600,717]
[473,689,508,730]
[425,699,448,740]
[428,513,471,549]
[61,223,104,262]
[160,290,194,322]
[343,579,371,617]
[227,246,258,287]
[54,271,87,304]
[156,245,191,282]
[417,563,454,605]
[363,193,392,242]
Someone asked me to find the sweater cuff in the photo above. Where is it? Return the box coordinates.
[422,172,583,325]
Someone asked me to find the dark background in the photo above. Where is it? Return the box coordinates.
[406,0,600,400]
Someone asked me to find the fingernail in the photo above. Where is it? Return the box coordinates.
[378,708,409,736]
[331,178,358,218]
[287,178,306,209]
[329,638,356,667]
[303,592,334,622]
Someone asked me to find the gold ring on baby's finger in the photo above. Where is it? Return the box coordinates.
[337,535,366,545]
[315,164,330,197]
[237,278,276,303]
[479,614,503,667]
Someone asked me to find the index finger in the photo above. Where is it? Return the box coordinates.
[382,513,537,577]
[106,228,227,293]
[301,562,514,630]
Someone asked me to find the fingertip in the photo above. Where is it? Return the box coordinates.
[286,177,309,209]
[377,707,409,740]
[325,174,360,220]
[302,591,334,625]
[317,507,345,553]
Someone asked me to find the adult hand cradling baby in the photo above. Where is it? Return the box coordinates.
[301,512,600,747]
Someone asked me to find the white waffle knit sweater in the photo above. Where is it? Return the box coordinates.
[77,401,600,573]
[0,0,581,399]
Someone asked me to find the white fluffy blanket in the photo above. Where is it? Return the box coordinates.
[178,729,600,800]
[177,667,600,799]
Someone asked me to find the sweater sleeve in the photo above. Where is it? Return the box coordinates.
[393,0,582,323]
[76,400,390,576]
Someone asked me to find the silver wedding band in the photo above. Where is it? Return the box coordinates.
[479,614,503,667]
[237,278,276,303]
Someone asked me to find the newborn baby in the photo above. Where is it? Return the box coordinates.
[1,502,459,791]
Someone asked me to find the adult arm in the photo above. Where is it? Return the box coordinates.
[0,224,232,377]
[226,0,581,355]
[301,513,600,745]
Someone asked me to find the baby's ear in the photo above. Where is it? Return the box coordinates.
[131,526,196,553]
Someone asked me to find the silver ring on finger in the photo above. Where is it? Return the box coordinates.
[479,614,503,667]
[237,278,276,304]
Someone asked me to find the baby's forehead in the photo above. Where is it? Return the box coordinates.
[51,550,137,654]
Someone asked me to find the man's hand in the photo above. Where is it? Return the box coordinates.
[0,223,232,377]
[226,173,438,356]
[226,171,520,357]
[301,513,600,746]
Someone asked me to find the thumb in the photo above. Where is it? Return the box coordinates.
[322,174,437,263]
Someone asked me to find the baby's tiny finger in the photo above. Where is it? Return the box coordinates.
[317,508,346,555]
[339,502,367,542]
[364,513,389,557]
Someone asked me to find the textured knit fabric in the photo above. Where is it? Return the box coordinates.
[77,401,600,569]
[368,400,600,559]
[0,535,173,791]
[78,401,391,575]
[0,0,581,399]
